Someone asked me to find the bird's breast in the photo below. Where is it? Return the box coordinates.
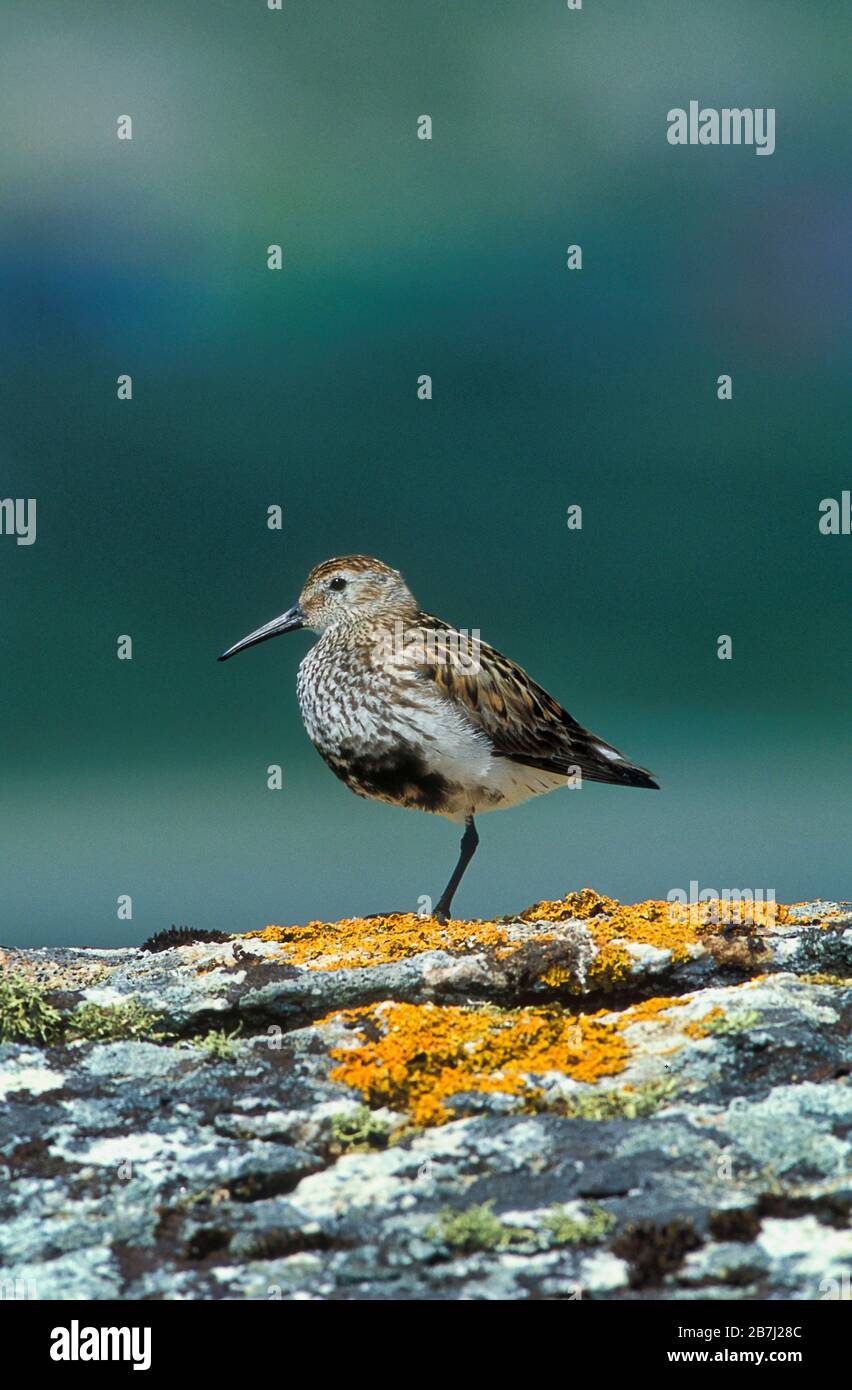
[297,641,397,757]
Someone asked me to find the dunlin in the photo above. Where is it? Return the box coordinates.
[219,556,658,921]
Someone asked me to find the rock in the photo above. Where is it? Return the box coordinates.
[0,893,850,1300]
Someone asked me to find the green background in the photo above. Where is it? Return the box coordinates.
[1,1,849,947]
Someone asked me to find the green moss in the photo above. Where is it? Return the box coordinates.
[699,1009,761,1037]
[0,973,62,1045]
[0,975,169,1047]
[429,1201,511,1254]
[329,1106,393,1153]
[67,1001,168,1043]
[189,1026,242,1060]
[429,1199,615,1254]
[561,1078,678,1120]
[542,1203,615,1245]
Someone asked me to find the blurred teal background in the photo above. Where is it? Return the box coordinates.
[1,1,849,947]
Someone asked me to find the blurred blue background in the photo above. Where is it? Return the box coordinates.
[1,0,849,946]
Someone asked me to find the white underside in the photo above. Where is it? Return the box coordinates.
[409,701,566,820]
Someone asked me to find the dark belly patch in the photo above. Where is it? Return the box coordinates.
[325,745,452,813]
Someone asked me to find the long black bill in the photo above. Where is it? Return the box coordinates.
[217,604,304,661]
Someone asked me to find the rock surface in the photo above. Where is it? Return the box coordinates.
[1,892,850,1301]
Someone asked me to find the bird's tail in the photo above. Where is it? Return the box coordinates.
[603,761,659,790]
[574,730,660,789]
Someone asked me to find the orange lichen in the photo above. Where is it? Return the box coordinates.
[521,888,617,925]
[524,890,794,990]
[326,1001,629,1127]
[684,1007,725,1038]
[615,995,688,1027]
[243,914,514,970]
[239,890,798,987]
[523,889,791,935]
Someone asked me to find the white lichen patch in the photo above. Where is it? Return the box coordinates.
[0,1053,65,1101]
[78,985,134,1008]
[757,1216,852,1285]
[289,1146,420,1217]
[49,1124,221,1183]
[578,1249,630,1294]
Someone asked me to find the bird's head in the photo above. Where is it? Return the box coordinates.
[218,556,418,661]
[298,556,418,631]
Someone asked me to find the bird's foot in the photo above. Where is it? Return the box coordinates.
[364,908,454,924]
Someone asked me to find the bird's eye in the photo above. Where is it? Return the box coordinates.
[329,577,347,592]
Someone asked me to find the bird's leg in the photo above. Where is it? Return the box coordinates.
[433,816,479,924]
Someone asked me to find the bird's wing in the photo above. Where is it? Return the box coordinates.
[409,614,658,789]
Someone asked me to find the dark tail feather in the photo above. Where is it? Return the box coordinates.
[504,748,659,788]
[609,763,659,790]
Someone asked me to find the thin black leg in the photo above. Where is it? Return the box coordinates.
[434,816,479,923]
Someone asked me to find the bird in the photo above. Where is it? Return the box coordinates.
[218,555,658,922]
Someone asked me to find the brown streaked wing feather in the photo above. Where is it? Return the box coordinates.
[412,614,658,789]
